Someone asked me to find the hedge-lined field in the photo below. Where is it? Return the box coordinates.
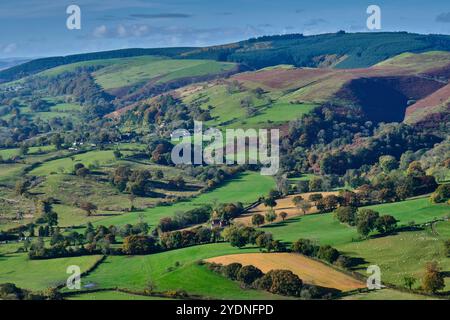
[77,243,283,299]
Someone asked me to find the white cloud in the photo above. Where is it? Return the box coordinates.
[131,25,150,37]
[93,25,108,38]
[117,24,127,37]
[3,43,17,54]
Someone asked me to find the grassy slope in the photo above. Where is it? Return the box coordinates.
[0,95,82,123]
[0,253,102,291]
[29,150,124,175]
[175,52,450,131]
[0,145,55,159]
[3,32,450,83]
[264,197,449,246]
[341,288,437,300]
[364,197,450,226]
[26,147,203,227]
[336,221,450,290]
[78,243,281,299]
[66,290,173,300]
[179,81,317,130]
[94,171,274,228]
[374,51,450,72]
[37,55,235,91]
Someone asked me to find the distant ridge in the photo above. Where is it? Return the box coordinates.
[0,47,195,83]
[1,31,450,83]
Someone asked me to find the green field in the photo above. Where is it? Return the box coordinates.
[0,145,55,159]
[0,95,82,123]
[232,103,316,128]
[263,212,359,246]
[29,150,133,175]
[342,288,437,300]
[364,197,450,226]
[66,290,173,300]
[336,221,450,290]
[0,163,26,184]
[93,57,235,90]
[50,102,81,112]
[181,82,316,129]
[0,242,23,255]
[183,84,270,127]
[94,171,274,228]
[0,253,102,291]
[27,149,203,227]
[77,243,281,299]
[36,55,236,91]
[263,197,450,246]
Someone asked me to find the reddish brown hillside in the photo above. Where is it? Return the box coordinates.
[405,83,450,123]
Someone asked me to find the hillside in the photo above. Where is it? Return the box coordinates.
[404,83,450,124]
[2,32,450,84]
[116,51,450,126]
[0,30,449,302]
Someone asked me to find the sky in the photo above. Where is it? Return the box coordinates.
[0,0,449,58]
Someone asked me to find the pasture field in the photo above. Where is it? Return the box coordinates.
[28,149,137,176]
[37,58,128,77]
[364,197,449,226]
[49,102,81,112]
[32,172,200,228]
[259,197,449,246]
[0,163,26,184]
[435,219,450,235]
[93,57,235,90]
[230,103,316,129]
[28,154,204,227]
[0,242,23,255]
[0,253,102,291]
[26,144,174,177]
[52,204,122,227]
[66,290,173,300]
[94,171,274,228]
[0,145,55,159]
[36,55,236,92]
[262,212,359,246]
[336,222,450,290]
[182,84,270,127]
[235,191,340,226]
[205,252,366,292]
[31,111,73,121]
[0,96,82,123]
[180,80,317,129]
[288,174,317,182]
[342,289,437,300]
[78,243,283,299]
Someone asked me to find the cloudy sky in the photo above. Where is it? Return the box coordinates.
[0,0,449,58]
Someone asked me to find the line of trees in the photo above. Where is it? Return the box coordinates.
[205,261,335,299]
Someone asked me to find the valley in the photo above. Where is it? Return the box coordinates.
[0,31,449,301]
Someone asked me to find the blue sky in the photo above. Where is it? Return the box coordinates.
[0,0,449,58]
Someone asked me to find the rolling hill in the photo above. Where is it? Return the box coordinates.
[115,51,450,126]
[2,32,450,84]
